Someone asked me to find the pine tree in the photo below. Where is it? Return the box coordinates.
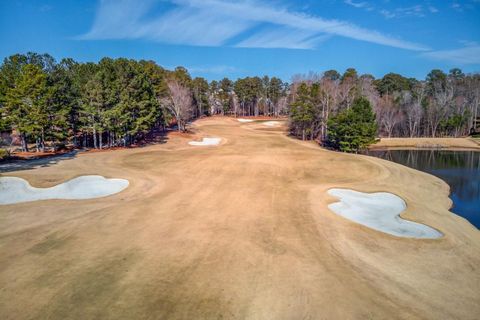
[48,58,79,148]
[290,83,320,140]
[327,96,377,152]
[5,64,48,152]
[192,77,210,117]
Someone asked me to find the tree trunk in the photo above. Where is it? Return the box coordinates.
[431,124,437,138]
[40,129,45,152]
[93,127,98,149]
[21,133,28,152]
[409,123,417,138]
[99,131,103,149]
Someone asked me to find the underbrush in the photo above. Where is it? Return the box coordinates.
[0,148,10,161]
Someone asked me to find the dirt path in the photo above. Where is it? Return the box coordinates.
[0,117,479,319]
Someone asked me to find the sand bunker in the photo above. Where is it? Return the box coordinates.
[188,138,222,146]
[263,121,281,127]
[237,119,254,123]
[0,175,129,205]
[327,188,442,239]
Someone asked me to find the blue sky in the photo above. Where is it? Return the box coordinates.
[1,0,479,81]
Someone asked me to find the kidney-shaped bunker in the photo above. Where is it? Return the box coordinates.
[327,188,442,239]
[0,175,129,205]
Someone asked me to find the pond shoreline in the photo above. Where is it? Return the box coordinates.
[369,137,480,151]
[364,148,480,229]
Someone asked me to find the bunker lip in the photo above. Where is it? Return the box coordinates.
[0,175,129,205]
[237,118,254,123]
[327,188,443,239]
[263,121,282,127]
[188,137,222,146]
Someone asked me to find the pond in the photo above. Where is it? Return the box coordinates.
[364,149,480,229]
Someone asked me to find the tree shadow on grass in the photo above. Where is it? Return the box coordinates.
[0,151,78,173]
[0,129,175,173]
[137,128,170,147]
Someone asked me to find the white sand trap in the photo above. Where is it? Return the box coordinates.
[188,137,222,146]
[237,119,254,123]
[327,189,442,239]
[0,175,129,205]
[263,121,281,127]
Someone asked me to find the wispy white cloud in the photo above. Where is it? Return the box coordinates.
[450,0,480,12]
[380,9,396,19]
[451,2,463,11]
[80,0,429,51]
[422,45,480,64]
[395,5,425,17]
[345,1,436,19]
[81,0,253,45]
[379,5,428,19]
[237,27,331,49]
[344,0,369,9]
[142,7,253,46]
[81,0,154,40]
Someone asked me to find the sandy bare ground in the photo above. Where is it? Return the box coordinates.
[0,117,479,320]
[371,137,480,150]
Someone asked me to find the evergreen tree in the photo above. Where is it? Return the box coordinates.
[375,73,412,96]
[4,64,49,152]
[327,97,377,152]
[0,55,29,133]
[234,77,263,116]
[289,83,318,140]
[81,73,105,149]
[324,70,340,81]
[192,77,210,117]
[48,58,79,147]
[219,78,233,114]
[116,60,159,144]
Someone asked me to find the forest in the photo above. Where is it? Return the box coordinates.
[0,52,479,154]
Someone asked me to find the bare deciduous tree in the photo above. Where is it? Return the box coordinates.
[275,96,288,116]
[378,95,402,138]
[319,77,340,140]
[164,80,193,132]
[338,77,356,110]
[427,78,453,137]
[402,86,424,137]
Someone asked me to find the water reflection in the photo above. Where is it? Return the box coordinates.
[365,149,480,229]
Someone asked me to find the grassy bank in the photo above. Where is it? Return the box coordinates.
[370,137,480,150]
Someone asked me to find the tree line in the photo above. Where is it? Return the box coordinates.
[0,52,288,152]
[288,68,480,147]
[0,52,479,154]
